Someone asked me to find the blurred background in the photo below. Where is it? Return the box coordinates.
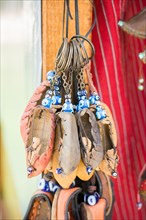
[1,1,42,219]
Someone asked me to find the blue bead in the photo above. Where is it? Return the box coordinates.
[38,178,49,191]
[46,70,55,82]
[86,166,93,174]
[42,98,52,108]
[54,86,60,91]
[46,90,53,95]
[52,95,62,105]
[89,92,100,105]
[112,171,117,177]
[78,98,90,110]
[84,192,100,206]
[27,166,34,174]
[54,90,60,96]
[62,102,74,112]
[38,178,60,193]
[95,106,106,120]
[56,168,63,174]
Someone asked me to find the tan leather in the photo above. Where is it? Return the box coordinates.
[97,171,113,216]
[20,80,50,143]
[51,189,61,220]
[25,106,56,178]
[24,190,53,220]
[91,102,119,177]
[119,7,146,39]
[51,113,79,188]
[50,113,77,189]
[51,146,77,188]
[97,102,117,147]
[33,190,53,202]
[77,159,94,181]
[80,198,107,220]
[56,112,81,175]
[76,108,103,171]
[51,187,81,220]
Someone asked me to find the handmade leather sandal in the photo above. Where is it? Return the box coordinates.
[95,102,119,177]
[76,108,103,174]
[23,190,53,220]
[20,80,51,144]
[90,102,118,177]
[24,106,56,178]
[54,112,80,175]
[79,198,107,220]
[51,112,80,188]
[96,171,114,217]
[69,170,114,220]
[75,171,114,220]
[51,187,81,220]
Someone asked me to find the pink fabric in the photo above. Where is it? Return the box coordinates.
[92,0,146,219]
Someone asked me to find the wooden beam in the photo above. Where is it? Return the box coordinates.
[42,0,92,80]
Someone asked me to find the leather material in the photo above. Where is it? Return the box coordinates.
[119,7,146,39]
[56,112,80,175]
[20,80,50,144]
[96,171,114,216]
[23,190,53,220]
[51,112,79,188]
[77,171,114,220]
[51,147,78,189]
[25,106,55,178]
[76,108,103,171]
[79,198,107,220]
[77,159,94,181]
[51,187,81,220]
[90,102,119,177]
[20,80,56,178]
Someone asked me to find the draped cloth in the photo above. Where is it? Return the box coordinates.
[92,0,146,219]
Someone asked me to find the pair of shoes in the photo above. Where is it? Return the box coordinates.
[24,171,114,220]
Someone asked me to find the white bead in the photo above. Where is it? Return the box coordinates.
[138,84,144,91]
[138,52,144,59]
[118,20,124,27]
[87,195,96,206]
[38,179,45,189]
[139,78,144,83]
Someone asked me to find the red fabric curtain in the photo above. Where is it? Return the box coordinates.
[92,0,146,219]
